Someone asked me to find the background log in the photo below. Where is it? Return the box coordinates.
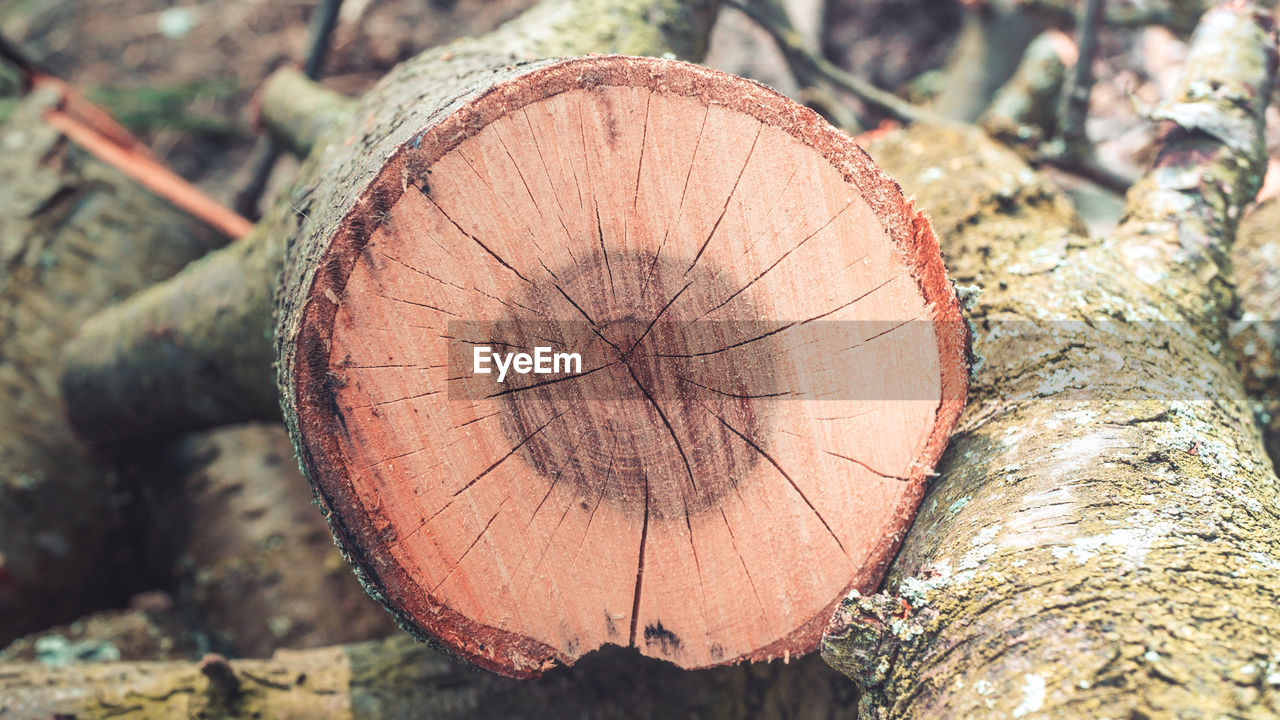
[272,51,966,677]
[59,0,722,446]
[0,634,856,720]
[821,3,1280,716]
[0,85,222,646]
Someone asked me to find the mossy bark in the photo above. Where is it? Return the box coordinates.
[0,87,223,645]
[59,0,722,446]
[821,4,1280,717]
[0,634,855,719]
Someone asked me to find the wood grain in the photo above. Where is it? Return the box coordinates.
[285,55,968,677]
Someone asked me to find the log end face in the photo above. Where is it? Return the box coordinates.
[281,55,969,677]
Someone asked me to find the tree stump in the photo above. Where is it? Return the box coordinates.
[277,55,968,677]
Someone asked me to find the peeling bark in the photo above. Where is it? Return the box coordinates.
[821,3,1280,717]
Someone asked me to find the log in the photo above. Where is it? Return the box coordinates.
[821,2,1280,717]
[275,53,968,677]
[0,594,200,664]
[1231,197,1280,470]
[0,634,856,720]
[61,0,969,677]
[60,0,723,445]
[0,85,222,646]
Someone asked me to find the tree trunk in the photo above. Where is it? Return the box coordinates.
[0,85,223,645]
[60,0,969,678]
[821,3,1280,717]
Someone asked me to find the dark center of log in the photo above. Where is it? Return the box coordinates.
[498,250,770,519]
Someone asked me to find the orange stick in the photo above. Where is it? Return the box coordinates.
[34,75,253,239]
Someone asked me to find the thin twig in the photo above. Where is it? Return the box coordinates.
[0,30,42,89]
[1058,0,1103,152]
[235,0,345,220]
[728,0,949,127]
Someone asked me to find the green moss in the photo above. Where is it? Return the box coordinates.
[85,79,245,137]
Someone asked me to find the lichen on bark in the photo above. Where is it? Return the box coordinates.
[821,3,1280,717]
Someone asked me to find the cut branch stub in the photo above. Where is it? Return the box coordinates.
[277,55,969,678]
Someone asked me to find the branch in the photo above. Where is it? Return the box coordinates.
[1028,0,1214,34]
[929,0,1047,122]
[258,67,358,157]
[729,0,947,126]
[980,30,1073,146]
[1057,0,1104,151]
[234,0,346,219]
[1111,0,1277,328]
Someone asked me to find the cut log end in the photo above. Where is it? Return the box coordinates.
[283,55,969,678]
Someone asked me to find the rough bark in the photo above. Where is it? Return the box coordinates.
[59,0,722,446]
[0,635,855,720]
[0,86,223,645]
[1231,196,1280,470]
[153,424,397,658]
[821,3,1280,717]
